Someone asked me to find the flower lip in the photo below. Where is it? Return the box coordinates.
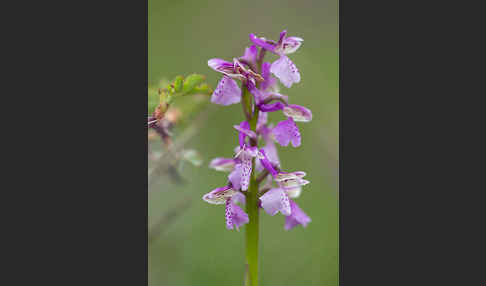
[259,188,291,216]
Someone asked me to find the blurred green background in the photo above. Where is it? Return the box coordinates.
[148,0,338,285]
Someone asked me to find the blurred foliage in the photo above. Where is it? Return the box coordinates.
[149,0,338,286]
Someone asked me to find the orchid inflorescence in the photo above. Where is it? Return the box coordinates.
[203,30,312,231]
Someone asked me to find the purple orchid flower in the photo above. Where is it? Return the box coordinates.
[203,185,249,230]
[250,30,303,88]
[208,58,263,106]
[256,149,310,223]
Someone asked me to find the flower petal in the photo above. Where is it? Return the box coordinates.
[211,76,242,106]
[208,58,234,74]
[231,191,246,205]
[225,200,249,230]
[259,188,291,216]
[256,111,268,131]
[249,33,276,52]
[258,149,279,177]
[209,157,235,172]
[240,155,252,191]
[272,118,301,147]
[278,36,303,55]
[228,163,242,190]
[275,171,306,182]
[234,121,257,146]
[202,186,237,205]
[283,104,312,122]
[270,56,300,88]
[260,62,278,92]
[258,101,285,112]
[284,200,311,230]
[240,45,258,65]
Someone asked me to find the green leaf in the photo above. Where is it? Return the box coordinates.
[181,74,205,94]
[184,83,212,96]
[172,75,184,93]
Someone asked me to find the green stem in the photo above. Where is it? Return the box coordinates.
[243,48,265,286]
[242,85,260,286]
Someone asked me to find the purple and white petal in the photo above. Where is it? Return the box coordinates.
[208,58,234,74]
[272,118,301,147]
[258,149,279,177]
[231,191,246,205]
[233,146,259,191]
[278,37,303,55]
[228,163,243,190]
[276,171,309,189]
[234,121,257,144]
[270,56,301,88]
[284,199,311,230]
[203,186,237,205]
[240,155,252,191]
[211,76,242,106]
[260,62,278,92]
[259,188,291,216]
[258,101,285,112]
[225,199,249,230]
[283,104,312,122]
[275,171,306,182]
[256,111,268,131]
[249,34,276,52]
[240,45,258,65]
[209,157,236,172]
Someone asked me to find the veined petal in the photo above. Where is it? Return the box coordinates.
[283,104,312,122]
[228,163,242,190]
[285,199,311,230]
[233,145,258,191]
[240,45,258,65]
[260,62,278,92]
[231,191,246,205]
[203,186,237,205]
[234,122,257,140]
[275,171,306,181]
[211,76,241,106]
[209,157,235,172]
[256,111,268,131]
[208,58,234,74]
[240,155,252,191]
[249,33,276,52]
[225,200,249,230]
[277,36,303,55]
[258,149,279,177]
[258,101,285,112]
[270,56,301,88]
[273,118,301,147]
[259,188,291,216]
